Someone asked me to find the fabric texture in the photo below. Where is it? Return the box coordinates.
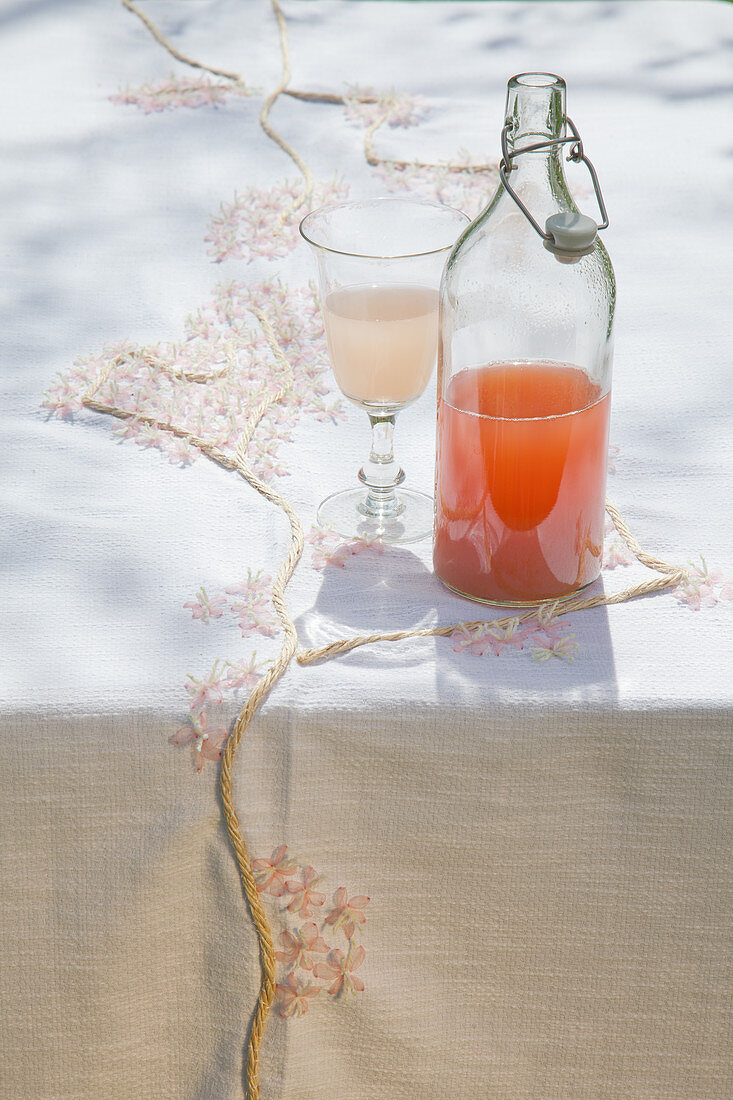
[1,2,732,1097]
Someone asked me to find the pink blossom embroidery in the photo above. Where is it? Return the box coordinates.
[324,887,369,940]
[450,623,494,657]
[522,604,567,643]
[252,845,298,897]
[46,280,334,481]
[674,558,733,610]
[343,85,428,130]
[603,540,634,569]
[451,617,542,657]
[170,712,228,773]
[275,922,330,970]
[184,661,227,711]
[373,157,498,221]
[308,525,384,570]
[41,374,85,419]
[223,655,266,693]
[225,570,279,636]
[110,75,253,114]
[183,587,227,621]
[314,944,366,998]
[251,850,371,1017]
[205,177,349,264]
[285,866,326,918]
[275,973,320,1018]
[530,633,578,662]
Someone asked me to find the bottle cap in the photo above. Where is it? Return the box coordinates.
[545,212,597,252]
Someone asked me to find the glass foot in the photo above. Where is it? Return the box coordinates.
[317,487,433,544]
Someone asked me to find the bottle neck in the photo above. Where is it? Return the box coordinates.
[502,73,574,213]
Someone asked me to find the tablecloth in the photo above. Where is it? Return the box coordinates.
[2,2,732,1097]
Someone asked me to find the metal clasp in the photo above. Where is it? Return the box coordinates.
[499,116,609,246]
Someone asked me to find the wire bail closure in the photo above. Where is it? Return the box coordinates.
[499,116,609,252]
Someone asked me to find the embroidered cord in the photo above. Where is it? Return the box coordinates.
[220,308,304,1100]
[83,310,301,1100]
[122,0,243,82]
[297,503,686,666]
[260,0,315,223]
[118,0,495,179]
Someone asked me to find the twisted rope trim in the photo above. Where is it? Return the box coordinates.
[297,501,686,666]
[220,309,303,1100]
[83,310,300,1100]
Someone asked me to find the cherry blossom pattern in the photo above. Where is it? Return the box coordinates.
[226,571,279,637]
[275,973,320,1019]
[313,944,366,999]
[603,540,634,569]
[184,660,228,712]
[171,655,268,772]
[674,558,733,611]
[451,617,532,657]
[43,280,339,484]
[307,525,385,571]
[451,606,576,663]
[252,845,299,897]
[170,711,229,773]
[285,866,326,918]
[110,75,254,114]
[184,571,279,637]
[184,587,227,621]
[255,848,370,1018]
[324,887,370,940]
[275,923,330,971]
[342,85,428,130]
[373,157,498,222]
[205,177,349,263]
[529,633,579,663]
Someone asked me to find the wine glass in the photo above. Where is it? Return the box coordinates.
[299,197,469,544]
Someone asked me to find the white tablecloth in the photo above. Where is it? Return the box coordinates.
[2,2,732,1097]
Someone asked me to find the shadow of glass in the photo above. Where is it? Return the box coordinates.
[297,542,620,703]
[295,544,442,669]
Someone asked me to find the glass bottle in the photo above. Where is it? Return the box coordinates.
[434,72,615,605]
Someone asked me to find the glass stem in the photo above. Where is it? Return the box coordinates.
[358,414,406,518]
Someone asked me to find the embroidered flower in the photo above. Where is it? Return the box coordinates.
[252,845,298,897]
[223,655,267,693]
[603,540,634,569]
[275,972,320,1018]
[450,623,493,656]
[674,557,733,610]
[227,572,279,636]
[373,156,497,221]
[343,85,427,129]
[308,525,384,570]
[451,618,531,656]
[184,587,227,621]
[47,279,333,483]
[324,887,369,940]
[314,944,366,997]
[275,922,330,970]
[110,75,253,114]
[205,177,349,264]
[170,711,228,772]
[285,866,326,918]
[42,374,85,419]
[530,634,578,662]
[184,661,227,711]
